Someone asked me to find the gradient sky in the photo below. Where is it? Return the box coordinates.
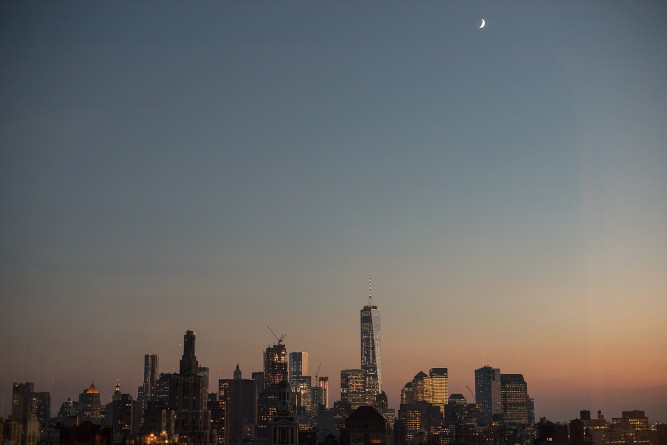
[1,1,666,423]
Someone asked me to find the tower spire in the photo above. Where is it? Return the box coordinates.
[368,270,373,307]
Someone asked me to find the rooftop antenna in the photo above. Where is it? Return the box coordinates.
[368,270,373,307]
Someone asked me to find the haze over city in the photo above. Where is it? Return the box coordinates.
[1,1,666,424]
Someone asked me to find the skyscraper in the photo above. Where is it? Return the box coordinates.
[500,373,533,445]
[264,341,288,386]
[340,369,366,409]
[11,382,34,422]
[429,368,449,414]
[78,381,102,424]
[219,365,257,445]
[361,273,382,399]
[288,352,308,388]
[475,366,501,425]
[288,352,311,414]
[318,377,329,409]
[139,355,159,408]
[169,330,215,445]
[399,369,448,413]
[500,374,530,425]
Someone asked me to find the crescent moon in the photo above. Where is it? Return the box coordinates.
[479,19,486,29]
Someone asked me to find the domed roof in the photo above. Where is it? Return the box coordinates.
[86,380,99,394]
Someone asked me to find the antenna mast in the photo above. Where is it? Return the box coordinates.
[368,271,373,307]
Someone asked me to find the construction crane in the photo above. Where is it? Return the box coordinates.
[314,363,322,382]
[466,385,475,402]
[267,325,286,345]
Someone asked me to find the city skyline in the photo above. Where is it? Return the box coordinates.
[1,0,666,426]
[2,312,665,423]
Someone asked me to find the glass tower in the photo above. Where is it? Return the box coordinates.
[475,366,502,425]
[360,273,382,399]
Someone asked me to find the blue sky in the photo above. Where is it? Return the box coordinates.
[1,1,666,421]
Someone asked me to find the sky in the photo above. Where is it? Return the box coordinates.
[1,1,666,423]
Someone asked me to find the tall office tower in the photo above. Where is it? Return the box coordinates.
[139,354,159,411]
[11,382,34,421]
[500,374,529,425]
[475,366,501,425]
[108,380,139,441]
[156,373,173,406]
[264,342,288,386]
[289,352,311,415]
[340,369,366,409]
[169,330,215,445]
[318,377,329,408]
[288,352,309,388]
[361,273,382,401]
[219,365,257,445]
[429,368,449,414]
[501,374,533,445]
[78,381,102,424]
[30,391,51,430]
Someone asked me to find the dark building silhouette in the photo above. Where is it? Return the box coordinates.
[138,354,159,413]
[106,380,140,442]
[219,364,257,445]
[534,419,568,445]
[169,330,216,445]
[396,401,441,445]
[252,372,266,394]
[475,366,501,426]
[207,393,225,445]
[342,405,390,445]
[257,384,282,442]
[269,381,298,445]
[59,421,112,445]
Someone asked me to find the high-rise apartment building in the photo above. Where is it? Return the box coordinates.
[475,366,501,425]
[361,274,382,400]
